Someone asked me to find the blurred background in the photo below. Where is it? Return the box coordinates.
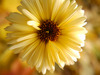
[0,0,100,75]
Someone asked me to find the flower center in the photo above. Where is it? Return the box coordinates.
[37,20,61,43]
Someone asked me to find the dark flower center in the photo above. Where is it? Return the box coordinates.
[37,20,61,43]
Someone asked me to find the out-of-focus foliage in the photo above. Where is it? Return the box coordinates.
[0,0,21,12]
[0,0,20,72]
[76,0,100,75]
[0,59,35,75]
[0,0,100,75]
[0,50,17,69]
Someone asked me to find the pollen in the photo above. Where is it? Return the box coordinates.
[37,20,61,43]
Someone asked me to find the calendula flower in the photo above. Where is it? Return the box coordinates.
[5,0,87,74]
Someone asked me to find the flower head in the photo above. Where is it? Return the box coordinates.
[5,0,87,74]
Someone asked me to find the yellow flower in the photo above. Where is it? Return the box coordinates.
[5,0,87,74]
